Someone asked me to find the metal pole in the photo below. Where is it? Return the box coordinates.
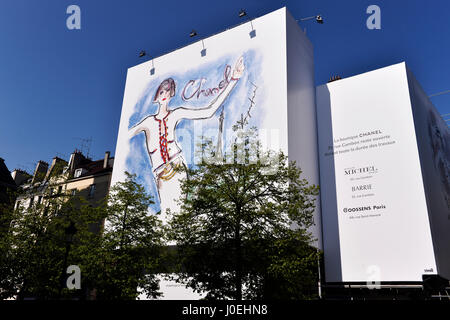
[299,15,316,21]
[429,90,450,97]
[317,249,322,299]
[58,241,71,299]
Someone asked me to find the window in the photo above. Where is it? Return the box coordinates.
[74,168,87,178]
[58,186,62,194]
[71,189,77,196]
[37,196,42,205]
[74,169,82,178]
[28,197,34,209]
[88,184,96,198]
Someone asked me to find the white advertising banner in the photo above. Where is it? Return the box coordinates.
[407,68,450,280]
[317,62,437,282]
[112,8,290,224]
[112,7,319,298]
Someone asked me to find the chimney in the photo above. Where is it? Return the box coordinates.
[45,157,68,180]
[31,161,49,184]
[69,149,86,173]
[328,75,342,83]
[103,151,110,169]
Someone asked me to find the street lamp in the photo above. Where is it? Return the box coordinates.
[59,220,77,299]
[65,220,77,243]
[238,8,255,38]
[298,14,324,34]
[138,50,155,75]
[299,14,324,24]
[189,30,206,57]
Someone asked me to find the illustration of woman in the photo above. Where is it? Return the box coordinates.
[129,56,245,220]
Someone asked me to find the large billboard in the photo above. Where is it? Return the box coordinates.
[317,62,442,282]
[113,8,289,223]
[407,68,450,280]
[112,7,319,227]
[112,7,319,298]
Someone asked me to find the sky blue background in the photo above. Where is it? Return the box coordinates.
[1,0,449,172]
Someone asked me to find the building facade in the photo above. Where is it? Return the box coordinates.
[0,157,17,210]
[14,150,114,211]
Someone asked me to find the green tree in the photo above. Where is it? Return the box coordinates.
[84,172,163,300]
[166,127,320,300]
[0,189,21,299]
[0,186,104,300]
[0,172,163,300]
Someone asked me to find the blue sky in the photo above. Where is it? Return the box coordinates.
[1,0,449,172]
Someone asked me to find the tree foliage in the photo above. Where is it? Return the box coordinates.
[166,127,320,300]
[0,186,101,300]
[89,172,163,300]
[0,172,162,300]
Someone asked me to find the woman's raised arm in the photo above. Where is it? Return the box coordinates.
[174,56,245,121]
